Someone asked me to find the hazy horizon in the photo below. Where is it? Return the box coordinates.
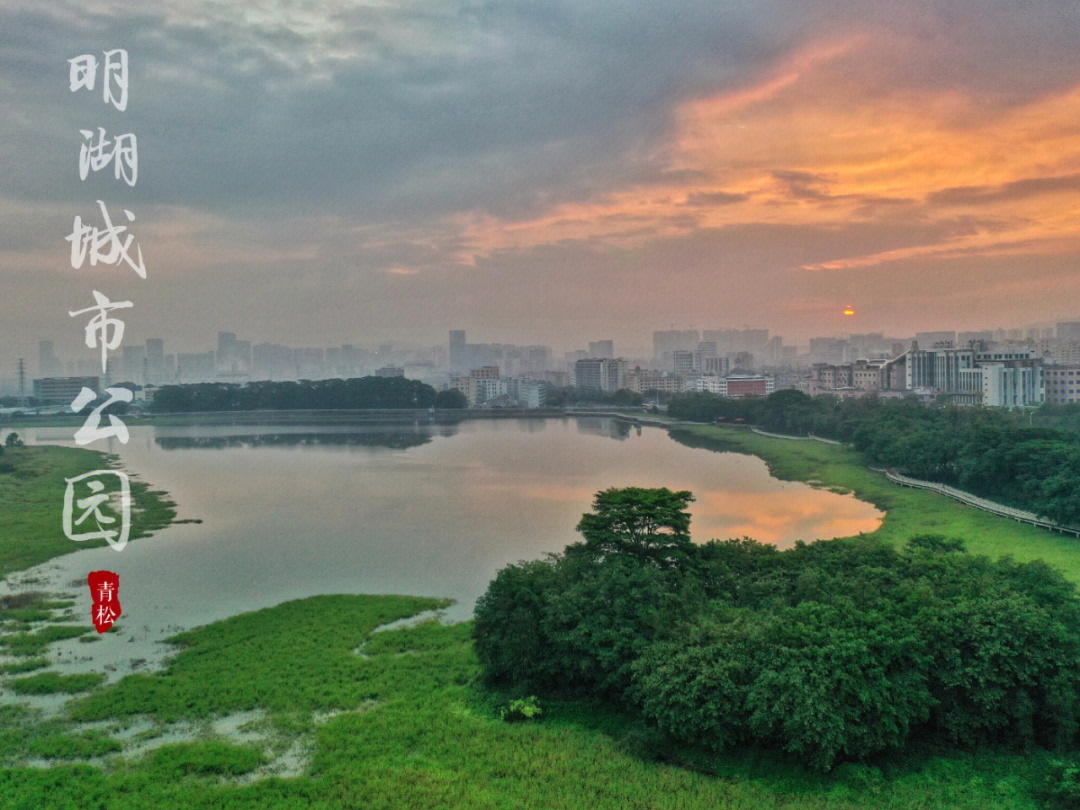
[4,1,1080,372]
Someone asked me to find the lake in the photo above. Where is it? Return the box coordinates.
[11,418,881,680]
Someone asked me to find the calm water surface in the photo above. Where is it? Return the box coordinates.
[12,418,880,678]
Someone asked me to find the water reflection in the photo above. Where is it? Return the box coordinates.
[155,429,432,451]
[574,416,633,440]
[18,418,881,636]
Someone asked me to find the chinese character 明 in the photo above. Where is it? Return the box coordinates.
[87,570,121,633]
[71,385,133,445]
[68,54,97,93]
[68,49,128,111]
[79,128,138,186]
[66,200,146,277]
[69,290,132,372]
[63,470,130,551]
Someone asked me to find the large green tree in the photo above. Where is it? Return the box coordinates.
[573,487,695,567]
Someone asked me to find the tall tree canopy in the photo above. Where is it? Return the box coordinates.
[574,487,695,566]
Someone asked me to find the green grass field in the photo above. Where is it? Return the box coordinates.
[0,595,1062,809]
[1,439,1077,808]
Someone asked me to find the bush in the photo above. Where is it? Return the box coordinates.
[1041,760,1080,808]
[500,696,542,723]
[474,559,559,689]
[635,602,933,770]
[474,489,1080,770]
[434,389,468,409]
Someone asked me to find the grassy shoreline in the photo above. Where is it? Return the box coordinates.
[670,424,1080,583]
[0,444,176,579]
[1,430,1077,807]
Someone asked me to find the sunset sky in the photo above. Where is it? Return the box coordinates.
[2,0,1080,367]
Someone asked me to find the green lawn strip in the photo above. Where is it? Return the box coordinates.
[0,657,49,675]
[670,425,1080,583]
[0,624,91,657]
[10,672,105,695]
[0,445,176,578]
[0,705,121,766]
[0,595,1035,809]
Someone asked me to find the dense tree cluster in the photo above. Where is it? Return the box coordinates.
[544,387,644,408]
[669,390,1080,525]
[474,488,1080,770]
[150,377,441,413]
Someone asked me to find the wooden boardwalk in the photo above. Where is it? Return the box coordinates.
[882,469,1080,538]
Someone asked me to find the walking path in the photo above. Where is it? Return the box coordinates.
[740,424,1080,538]
[879,469,1080,537]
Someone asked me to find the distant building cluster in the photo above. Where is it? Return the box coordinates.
[12,321,1080,411]
[448,366,548,408]
[809,343,1056,408]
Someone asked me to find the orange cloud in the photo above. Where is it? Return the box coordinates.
[450,31,1080,274]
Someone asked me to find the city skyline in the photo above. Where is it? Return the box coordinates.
[4,2,1080,373]
[19,318,1080,376]
[15,319,1080,391]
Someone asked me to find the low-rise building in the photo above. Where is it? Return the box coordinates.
[625,369,682,394]
[1043,365,1080,404]
[32,376,100,405]
[725,375,774,398]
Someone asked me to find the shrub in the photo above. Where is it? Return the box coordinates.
[1041,760,1080,808]
[634,602,932,770]
[473,559,559,690]
[500,695,542,723]
[474,489,1080,770]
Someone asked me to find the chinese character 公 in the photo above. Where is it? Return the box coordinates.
[71,386,133,445]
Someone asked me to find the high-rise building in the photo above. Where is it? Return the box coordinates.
[1058,322,1080,341]
[121,344,146,384]
[673,350,695,376]
[588,340,614,359]
[653,330,700,368]
[177,351,216,382]
[574,358,628,392]
[145,338,165,383]
[38,341,62,378]
[449,330,466,372]
[294,348,326,379]
[216,332,251,375]
[252,343,296,380]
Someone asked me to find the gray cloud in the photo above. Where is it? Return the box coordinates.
[928,173,1080,206]
[2,0,1080,369]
